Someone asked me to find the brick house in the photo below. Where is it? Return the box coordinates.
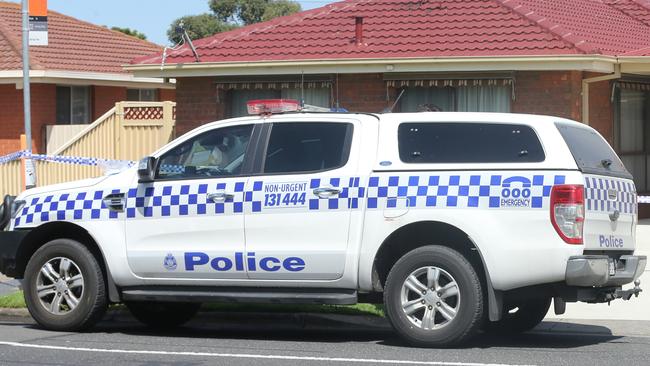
[128,0,650,194]
[0,1,175,155]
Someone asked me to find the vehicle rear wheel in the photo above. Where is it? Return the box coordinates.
[23,239,108,331]
[384,245,484,347]
[485,297,551,334]
[126,302,201,329]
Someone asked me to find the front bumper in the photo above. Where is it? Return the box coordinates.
[0,230,29,278]
[566,255,647,287]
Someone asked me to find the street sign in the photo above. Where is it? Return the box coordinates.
[28,0,47,46]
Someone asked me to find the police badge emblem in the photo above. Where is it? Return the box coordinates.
[163,253,177,271]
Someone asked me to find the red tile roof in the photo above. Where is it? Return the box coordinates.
[133,0,650,66]
[0,1,161,73]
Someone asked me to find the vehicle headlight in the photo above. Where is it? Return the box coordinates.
[10,199,25,218]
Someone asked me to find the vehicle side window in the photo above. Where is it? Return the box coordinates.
[156,125,254,180]
[263,122,353,174]
[398,122,545,163]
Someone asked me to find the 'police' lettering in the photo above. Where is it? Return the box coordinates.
[599,235,624,248]
[185,252,209,271]
[183,252,305,272]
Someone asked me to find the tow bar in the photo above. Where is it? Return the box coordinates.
[609,280,643,302]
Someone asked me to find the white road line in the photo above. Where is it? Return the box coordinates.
[0,341,535,366]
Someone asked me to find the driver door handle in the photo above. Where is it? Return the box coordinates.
[313,187,341,199]
[207,191,234,203]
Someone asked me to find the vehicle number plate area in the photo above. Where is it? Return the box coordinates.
[608,259,616,276]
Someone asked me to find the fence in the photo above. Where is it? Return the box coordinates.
[0,101,176,196]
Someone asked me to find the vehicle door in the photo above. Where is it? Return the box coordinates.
[125,123,257,280]
[244,119,360,280]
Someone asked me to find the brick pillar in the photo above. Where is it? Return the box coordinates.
[513,71,582,121]
[175,77,225,136]
[335,73,393,113]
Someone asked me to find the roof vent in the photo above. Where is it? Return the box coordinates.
[355,17,364,46]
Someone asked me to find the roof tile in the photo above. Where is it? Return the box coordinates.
[0,1,161,73]
[133,0,650,66]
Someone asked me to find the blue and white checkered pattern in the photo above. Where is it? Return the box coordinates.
[366,174,565,210]
[125,181,247,218]
[584,175,637,214]
[0,150,25,165]
[13,190,121,227]
[13,173,571,228]
[0,150,135,168]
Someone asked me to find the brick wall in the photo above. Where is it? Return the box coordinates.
[586,76,614,144]
[0,83,55,155]
[336,73,394,113]
[512,71,583,121]
[93,86,126,120]
[0,83,177,155]
[175,77,225,136]
[173,71,616,139]
[0,84,23,154]
[159,88,176,102]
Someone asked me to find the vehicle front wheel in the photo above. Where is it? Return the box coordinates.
[23,239,108,331]
[485,297,551,334]
[384,245,484,347]
[126,302,201,329]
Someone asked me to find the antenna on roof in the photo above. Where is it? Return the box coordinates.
[175,22,200,63]
[382,89,406,113]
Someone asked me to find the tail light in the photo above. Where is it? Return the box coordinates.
[550,185,584,244]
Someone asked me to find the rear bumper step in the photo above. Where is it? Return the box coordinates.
[565,255,647,287]
[120,286,358,305]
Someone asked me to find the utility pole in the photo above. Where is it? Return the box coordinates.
[22,0,36,189]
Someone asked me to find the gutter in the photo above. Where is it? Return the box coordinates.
[581,64,621,126]
[123,55,619,78]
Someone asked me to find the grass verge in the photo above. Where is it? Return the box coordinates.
[0,290,384,317]
[0,291,26,308]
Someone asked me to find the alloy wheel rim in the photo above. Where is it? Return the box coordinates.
[36,257,84,315]
[400,266,460,330]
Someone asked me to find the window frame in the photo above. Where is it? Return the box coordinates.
[613,85,650,191]
[56,85,91,124]
[152,123,261,182]
[127,88,159,102]
[253,121,355,177]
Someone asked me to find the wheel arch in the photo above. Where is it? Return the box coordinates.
[16,222,120,302]
[371,220,503,321]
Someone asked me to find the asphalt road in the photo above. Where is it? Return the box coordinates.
[0,311,648,366]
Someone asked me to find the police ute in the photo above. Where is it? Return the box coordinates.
[0,99,646,347]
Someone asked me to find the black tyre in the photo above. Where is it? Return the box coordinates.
[126,302,201,329]
[485,297,551,334]
[384,245,484,347]
[23,239,108,331]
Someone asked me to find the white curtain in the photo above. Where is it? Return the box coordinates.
[400,87,455,112]
[457,85,511,112]
[230,89,281,118]
[282,88,331,108]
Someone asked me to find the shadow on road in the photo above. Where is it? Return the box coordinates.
[1,311,623,350]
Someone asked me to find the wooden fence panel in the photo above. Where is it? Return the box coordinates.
[0,101,175,197]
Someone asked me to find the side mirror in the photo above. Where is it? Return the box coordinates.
[137,156,156,183]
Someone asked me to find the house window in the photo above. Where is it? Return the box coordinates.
[56,86,90,124]
[398,84,511,113]
[127,88,158,102]
[228,88,330,118]
[616,85,650,192]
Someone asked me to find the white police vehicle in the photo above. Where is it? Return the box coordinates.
[0,100,646,347]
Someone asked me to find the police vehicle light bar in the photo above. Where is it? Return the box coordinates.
[247,99,299,115]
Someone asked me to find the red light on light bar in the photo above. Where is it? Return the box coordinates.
[247,99,300,115]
